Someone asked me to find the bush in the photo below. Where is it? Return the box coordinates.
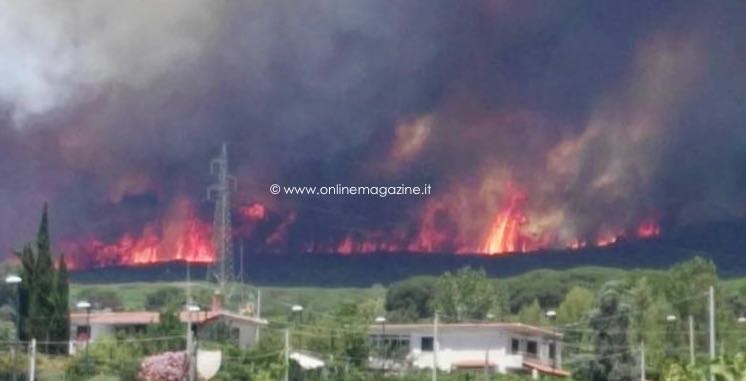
[65,337,143,381]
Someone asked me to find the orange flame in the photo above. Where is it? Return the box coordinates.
[66,191,664,267]
[637,219,661,238]
[481,190,530,255]
[65,197,214,267]
[595,232,621,247]
[240,203,267,221]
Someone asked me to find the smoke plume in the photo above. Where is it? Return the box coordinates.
[1,0,746,265]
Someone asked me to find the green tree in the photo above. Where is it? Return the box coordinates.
[664,257,717,321]
[66,336,144,381]
[331,301,371,367]
[432,267,498,321]
[385,277,435,322]
[49,255,70,353]
[557,286,595,325]
[517,299,544,326]
[585,281,635,381]
[15,204,69,353]
[145,308,185,353]
[627,276,673,368]
[145,286,188,311]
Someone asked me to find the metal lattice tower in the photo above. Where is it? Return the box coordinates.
[207,143,237,291]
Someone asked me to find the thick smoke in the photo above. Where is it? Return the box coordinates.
[1,0,745,259]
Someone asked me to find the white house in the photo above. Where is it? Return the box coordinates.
[368,322,568,377]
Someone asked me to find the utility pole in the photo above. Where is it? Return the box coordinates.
[185,261,197,381]
[284,329,290,381]
[207,143,237,293]
[186,301,193,380]
[483,349,489,381]
[255,289,262,342]
[256,289,262,319]
[688,315,695,366]
[708,285,716,381]
[640,342,645,381]
[432,312,438,381]
[28,338,36,381]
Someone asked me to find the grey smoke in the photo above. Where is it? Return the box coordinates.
[0,0,745,256]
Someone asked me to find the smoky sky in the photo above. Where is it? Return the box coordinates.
[1,0,746,256]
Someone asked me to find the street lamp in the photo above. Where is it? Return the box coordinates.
[76,300,92,365]
[291,305,304,348]
[185,303,201,381]
[5,274,21,381]
[663,314,679,359]
[5,275,22,284]
[291,304,303,324]
[545,310,557,320]
[545,310,557,369]
[5,275,22,339]
[375,316,387,372]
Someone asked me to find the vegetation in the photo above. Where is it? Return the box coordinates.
[15,204,70,354]
[3,239,746,380]
[432,267,502,322]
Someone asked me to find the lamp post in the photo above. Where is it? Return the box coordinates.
[291,305,303,349]
[664,314,678,359]
[5,274,21,381]
[375,316,387,372]
[5,275,21,338]
[186,303,200,381]
[291,304,303,322]
[545,310,557,369]
[76,300,92,367]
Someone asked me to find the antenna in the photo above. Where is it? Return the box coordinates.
[207,143,237,292]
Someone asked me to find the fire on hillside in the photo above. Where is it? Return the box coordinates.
[62,188,660,269]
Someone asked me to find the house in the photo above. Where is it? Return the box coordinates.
[70,300,267,353]
[368,322,568,378]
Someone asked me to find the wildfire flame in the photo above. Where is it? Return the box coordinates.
[65,197,214,268]
[65,191,662,268]
[480,190,529,255]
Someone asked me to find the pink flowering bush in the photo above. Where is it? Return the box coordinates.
[138,351,187,381]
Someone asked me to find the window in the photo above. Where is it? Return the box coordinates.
[421,336,434,351]
[549,343,556,360]
[526,340,538,357]
[76,326,90,340]
[230,328,240,344]
[511,338,520,354]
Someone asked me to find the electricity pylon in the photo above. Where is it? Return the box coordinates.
[207,143,237,292]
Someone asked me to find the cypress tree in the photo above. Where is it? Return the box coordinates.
[15,204,69,353]
[35,204,55,346]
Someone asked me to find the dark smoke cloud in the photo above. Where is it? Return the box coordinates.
[1,0,745,255]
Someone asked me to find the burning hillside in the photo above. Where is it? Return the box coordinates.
[60,184,660,269]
